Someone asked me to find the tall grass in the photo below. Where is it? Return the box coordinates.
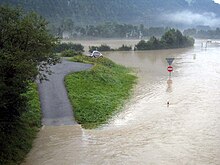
[65,55,137,129]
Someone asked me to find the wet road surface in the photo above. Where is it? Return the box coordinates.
[38,60,92,126]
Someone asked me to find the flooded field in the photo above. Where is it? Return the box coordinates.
[23,40,220,165]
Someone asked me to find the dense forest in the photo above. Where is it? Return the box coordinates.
[56,22,220,39]
[0,0,220,27]
[55,21,170,39]
[0,0,188,25]
[1,0,220,39]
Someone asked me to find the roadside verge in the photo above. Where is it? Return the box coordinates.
[65,55,137,129]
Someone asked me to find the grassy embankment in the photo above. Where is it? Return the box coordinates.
[0,83,41,165]
[65,55,137,129]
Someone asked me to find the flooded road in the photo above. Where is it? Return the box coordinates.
[23,40,220,165]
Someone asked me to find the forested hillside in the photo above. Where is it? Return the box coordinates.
[2,0,219,26]
[0,0,141,25]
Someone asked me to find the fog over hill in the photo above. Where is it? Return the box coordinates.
[0,0,220,28]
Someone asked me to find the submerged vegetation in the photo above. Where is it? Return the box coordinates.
[60,49,81,57]
[117,45,132,51]
[65,55,137,129]
[135,29,194,50]
[89,45,113,52]
[56,43,132,57]
[54,43,84,53]
[88,44,132,52]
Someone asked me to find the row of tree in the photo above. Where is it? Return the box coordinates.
[54,43,132,55]
[54,43,84,53]
[88,44,132,52]
[55,20,220,40]
[135,29,195,50]
[52,20,170,39]
[183,28,220,39]
[54,30,194,54]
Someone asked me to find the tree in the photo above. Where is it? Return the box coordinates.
[134,40,147,50]
[135,29,194,50]
[161,29,176,48]
[0,6,59,127]
[62,19,74,32]
[54,43,84,53]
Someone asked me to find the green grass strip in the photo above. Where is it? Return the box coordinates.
[65,55,137,129]
[0,83,41,165]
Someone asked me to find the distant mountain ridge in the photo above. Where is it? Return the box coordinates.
[0,0,220,27]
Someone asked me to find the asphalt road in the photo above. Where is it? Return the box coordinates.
[37,59,92,126]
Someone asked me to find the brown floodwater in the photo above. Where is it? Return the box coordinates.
[23,40,220,165]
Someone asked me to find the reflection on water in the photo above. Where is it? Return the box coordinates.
[23,40,220,165]
[166,78,173,93]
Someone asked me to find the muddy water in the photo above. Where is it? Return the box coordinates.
[23,40,220,165]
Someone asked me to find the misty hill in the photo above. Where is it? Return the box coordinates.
[1,0,220,27]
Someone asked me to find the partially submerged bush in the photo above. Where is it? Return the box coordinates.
[134,29,195,50]
[89,44,113,52]
[61,50,81,57]
[117,44,132,51]
[54,43,84,53]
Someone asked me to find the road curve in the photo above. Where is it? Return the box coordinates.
[37,59,92,126]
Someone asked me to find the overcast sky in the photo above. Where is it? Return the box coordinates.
[163,0,220,27]
[213,0,220,4]
[186,0,220,4]
[163,10,220,27]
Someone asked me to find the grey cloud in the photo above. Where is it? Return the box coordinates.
[163,10,220,27]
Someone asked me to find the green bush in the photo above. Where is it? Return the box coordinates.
[0,5,58,127]
[89,44,133,52]
[60,50,81,57]
[117,44,132,51]
[54,43,84,53]
[134,29,195,50]
[0,83,41,165]
[134,40,147,50]
[0,6,55,164]
[89,44,113,52]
